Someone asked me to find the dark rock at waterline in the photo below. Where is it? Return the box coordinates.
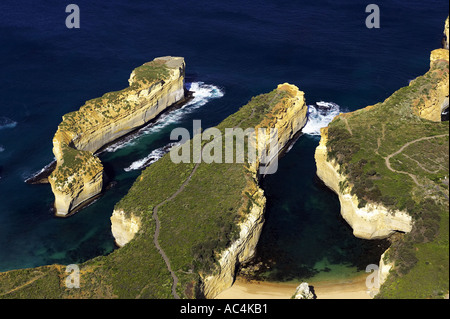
[24,161,56,184]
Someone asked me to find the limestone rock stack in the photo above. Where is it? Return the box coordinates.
[49,57,186,216]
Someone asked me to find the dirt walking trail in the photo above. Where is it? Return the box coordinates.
[150,99,261,299]
[385,134,449,186]
[151,162,200,299]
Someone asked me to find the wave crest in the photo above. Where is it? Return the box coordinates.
[124,142,178,172]
[105,82,224,153]
[0,117,17,130]
[302,101,342,136]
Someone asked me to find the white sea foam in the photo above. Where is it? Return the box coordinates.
[124,142,178,172]
[104,82,224,153]
[23,159,56,182]
[0,117,17,130]
[302,101,342,136]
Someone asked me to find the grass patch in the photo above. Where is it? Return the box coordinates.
[1,86,297,298]
[326,58,449,298]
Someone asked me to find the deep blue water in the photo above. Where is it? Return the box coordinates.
[0,0,448,280]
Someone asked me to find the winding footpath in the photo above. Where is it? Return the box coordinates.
[0,273,45,297]
[149,96,268,299]
[151,162,200,299]
[150,101,260,299]
[385,134,449,186]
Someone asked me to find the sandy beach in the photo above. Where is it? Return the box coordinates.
[215,274,373,299]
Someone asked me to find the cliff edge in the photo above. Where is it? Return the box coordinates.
[0,84,307,299]
[49,57,186,216]
[315,18,449,298]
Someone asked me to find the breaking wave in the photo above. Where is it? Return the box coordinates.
[124,142,178,172]
[302,101,342,136]
[0,117,17,130]
[104,81,224,152]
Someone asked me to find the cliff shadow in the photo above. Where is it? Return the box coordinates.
[313,173,391,271]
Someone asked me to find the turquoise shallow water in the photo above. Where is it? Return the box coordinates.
[0,0,448,281]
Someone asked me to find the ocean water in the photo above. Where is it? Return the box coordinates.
[0,0,448,283]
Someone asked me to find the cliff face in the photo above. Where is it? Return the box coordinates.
[109,83,308,298]
[201,83,308,298]
[378,249,393,288]
[413,48,449,121]
[110,210,142,247]
[314,41,449,240]
[444,16,449,50]
[315,19,449,298]
[315,127,413,239]
[201,174,266,299]
[49,57,185,216]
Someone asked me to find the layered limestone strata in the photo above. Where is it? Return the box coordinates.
[315,127,413,239]
[110,210,142,247]
[443,16,449,50]
[49,57,185,216]
[201,83,308,298]
[257,83,308,174]
[414,48,449,121]
[110,83,308,298]
[201,173,266,299]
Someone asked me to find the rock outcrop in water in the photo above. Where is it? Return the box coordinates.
[49,57,186,216]
[293,282,315,299]
[0,84,308,298]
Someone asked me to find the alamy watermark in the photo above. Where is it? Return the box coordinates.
[169,120,280,174]
[365,264,380,297]
[365,4,380,29]
[65,4,80,29]
[65,264,80,288]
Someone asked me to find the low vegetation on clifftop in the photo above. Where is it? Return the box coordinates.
[324,48,449,298]
[0,84,306,299]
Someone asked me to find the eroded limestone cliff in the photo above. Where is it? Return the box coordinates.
[49,57,186,216]
[201,84,308,298]
[315,18,449,298]
[315,37,449,240]
[110,83,308,298]
[443,16,449,50]
[413,48,449,121]
[315,126,413,239]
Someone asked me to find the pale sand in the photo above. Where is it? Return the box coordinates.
[215,274,373,299]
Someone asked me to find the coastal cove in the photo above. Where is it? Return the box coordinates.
[0,0,448,298]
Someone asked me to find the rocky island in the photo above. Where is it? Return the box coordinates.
[0,83,308,298]
[49,56,186,216]
[315,17,449,298]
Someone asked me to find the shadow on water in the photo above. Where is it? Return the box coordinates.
[240,135,390,283]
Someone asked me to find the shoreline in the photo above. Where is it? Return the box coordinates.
[215,273,373,299]
[24,89,194,186]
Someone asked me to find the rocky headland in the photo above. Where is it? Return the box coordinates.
[0,83,308,299]
[314,17,449,298]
